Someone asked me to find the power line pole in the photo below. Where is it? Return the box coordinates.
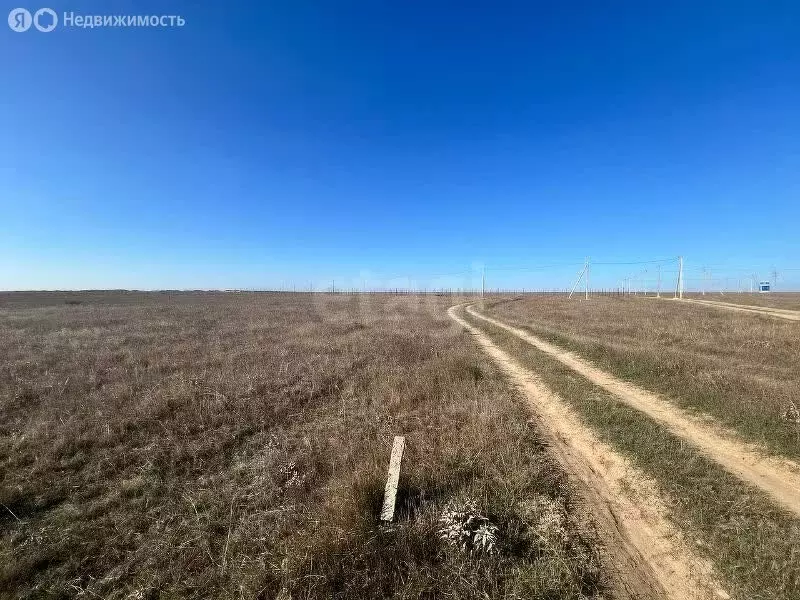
[585,257,590,300]
[481,266,486,298]
[657,264,661,298]
[675,256,684,299]
[568,261,587,300]
[771,267,778,291]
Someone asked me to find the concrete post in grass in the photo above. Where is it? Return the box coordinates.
[380,436,406,522]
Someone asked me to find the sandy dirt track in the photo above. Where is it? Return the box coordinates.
[448,305,726,600]
[465,304,800,517]
[678,298,800,321]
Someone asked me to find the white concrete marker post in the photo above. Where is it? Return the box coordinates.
[380,436,406,522]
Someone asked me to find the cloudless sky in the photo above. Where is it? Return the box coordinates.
[2,1,799,290]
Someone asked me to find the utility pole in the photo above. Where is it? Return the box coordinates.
[771,267,778,291]
[481,266,486,298]
[568,261,587,300]
[675,256,684,299]
[585,257,590,300]
[657,264,661,298]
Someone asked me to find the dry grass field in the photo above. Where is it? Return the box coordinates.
[463,296,800,599]
[485,295,800,459]
[682,292,800,311]
[0,292,603,599]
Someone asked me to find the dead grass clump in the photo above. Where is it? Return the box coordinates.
[783,401,800,425]
[438,498,500,554]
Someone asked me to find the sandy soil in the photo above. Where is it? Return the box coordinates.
[448,305,728,600]
[466,304,800,517]
[678,298,800,321]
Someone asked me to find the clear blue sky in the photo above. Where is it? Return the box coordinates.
[2,1,799,290]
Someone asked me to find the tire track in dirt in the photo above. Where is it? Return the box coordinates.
[448,305,728,600]
[678,298,800,321]
[465,304,800,517]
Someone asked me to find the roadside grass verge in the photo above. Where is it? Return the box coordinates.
[460,305,800,600]
[0,293,603,599]
[484,296,800,460]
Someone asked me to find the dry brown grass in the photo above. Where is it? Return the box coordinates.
[462,304,800,600]
[485,295,800,459]
[683,292,800,311]
[0,292,602,599]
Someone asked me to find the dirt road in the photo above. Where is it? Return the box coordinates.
[465,304,800,517]
[448,305,727,600]
[678,298,800,321]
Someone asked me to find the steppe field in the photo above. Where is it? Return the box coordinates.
[3,291,800,599]
[1,292,602,599]
[682,292,800,311]
[464,294,800,599]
